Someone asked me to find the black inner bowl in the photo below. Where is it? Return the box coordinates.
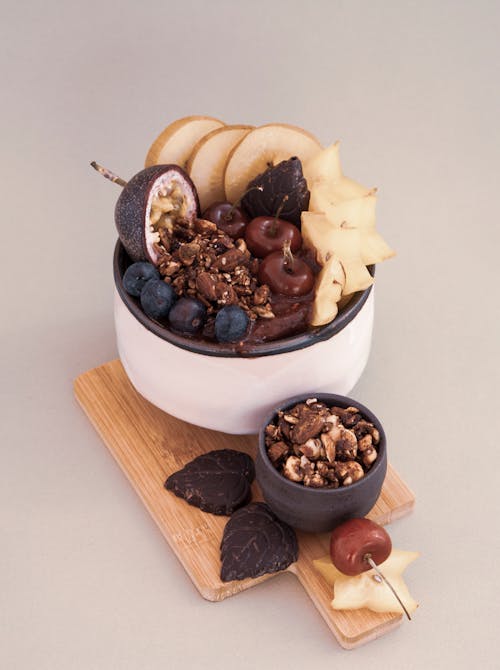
[114,240,374,359]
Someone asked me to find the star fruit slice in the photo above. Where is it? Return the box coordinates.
[313,549,419,616]
[310,255,346,326]
[302,141,342,187]
[302,211,373,296]
[317,192,395,265]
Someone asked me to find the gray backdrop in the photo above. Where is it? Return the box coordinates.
[1,1,499,668]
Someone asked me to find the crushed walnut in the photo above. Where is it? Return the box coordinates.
[264,399,380,488]
[153,217,274,332]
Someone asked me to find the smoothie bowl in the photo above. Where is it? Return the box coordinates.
[98,117,394,433]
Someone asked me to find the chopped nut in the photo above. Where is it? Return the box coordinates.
[358,434,373,452]
[252,305,275,319]
[215,282,238,305]
[323,413,340,431]
[265,423,280,441]
[196,272,217,300]
[299,455,315,478]
[178,242,201,265]
[320,431,336,462]
[304,472,327,488]
[297,438,322,460]
[267,441,289,464]
[291,411,326,444]
[362,447,378,467]
[278,416,293,441]
[335,461,365,486]
[213,248,247,272]
[354,421,380,445]
[283,456,303,482]
[253,285,270,306]
[194,218,217,234]
[283,414,299,424]
[334,428,358,461]
[330,406,362,427]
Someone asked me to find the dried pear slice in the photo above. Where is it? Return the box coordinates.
[186,125,253,211]
[145,115,225,169]
[224,123,322,204]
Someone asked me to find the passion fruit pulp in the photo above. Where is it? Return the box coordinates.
[114,164,199,264]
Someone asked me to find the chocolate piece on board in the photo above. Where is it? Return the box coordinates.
[165,449,255,515]
[220,502,298,581]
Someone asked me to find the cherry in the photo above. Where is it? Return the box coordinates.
[258,242,314,296]
[245,216,302,258]
[329,518,392,577]
[202,201,249,239]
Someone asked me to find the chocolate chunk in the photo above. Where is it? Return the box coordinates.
[165,449,255,515]
[242,157,310,227]
[220,502,298,581]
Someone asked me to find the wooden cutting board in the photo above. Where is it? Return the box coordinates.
[74,359,415,649]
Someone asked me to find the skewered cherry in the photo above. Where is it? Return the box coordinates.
[329,517,392,576]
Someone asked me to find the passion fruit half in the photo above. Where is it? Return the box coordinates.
[114,165,199,264]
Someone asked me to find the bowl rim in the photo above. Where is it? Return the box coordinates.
[257,393,387,495]
[114,240,374,359]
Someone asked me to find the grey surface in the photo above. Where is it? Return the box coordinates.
[1,1,499,668]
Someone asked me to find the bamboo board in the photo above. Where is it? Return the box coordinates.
[74,359,415,649]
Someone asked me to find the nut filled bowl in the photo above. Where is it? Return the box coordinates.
[255,393,387,532]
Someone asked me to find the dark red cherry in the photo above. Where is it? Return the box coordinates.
[202,201,249,239]
[245,216,302,258]
[258,247,314,296]
[329,518,392,576]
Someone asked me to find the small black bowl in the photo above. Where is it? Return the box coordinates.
[255,393,387,533]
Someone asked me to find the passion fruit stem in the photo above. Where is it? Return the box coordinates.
[364,554,411,621]
[282,239,294,274]
[90,161,128,187]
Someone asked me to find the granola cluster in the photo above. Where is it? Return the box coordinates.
[264,399,380,489]
[153,217,275,328]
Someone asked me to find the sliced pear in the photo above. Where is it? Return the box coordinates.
[310,255,346,326]
[302,142,342,188]
[186,125,253,211]
[224,123,322,203]
[145,116,225,169]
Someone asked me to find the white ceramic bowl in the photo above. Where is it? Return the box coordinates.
[114,242,375,434]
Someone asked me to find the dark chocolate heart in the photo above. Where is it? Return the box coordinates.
[165,449,255,515]
[242,157,310,227]
[220,502,298,581]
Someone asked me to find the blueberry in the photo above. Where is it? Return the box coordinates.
[168,297,206,335]
[140,279,175,320]
[123,262,160,297]
[214,305,249,343]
